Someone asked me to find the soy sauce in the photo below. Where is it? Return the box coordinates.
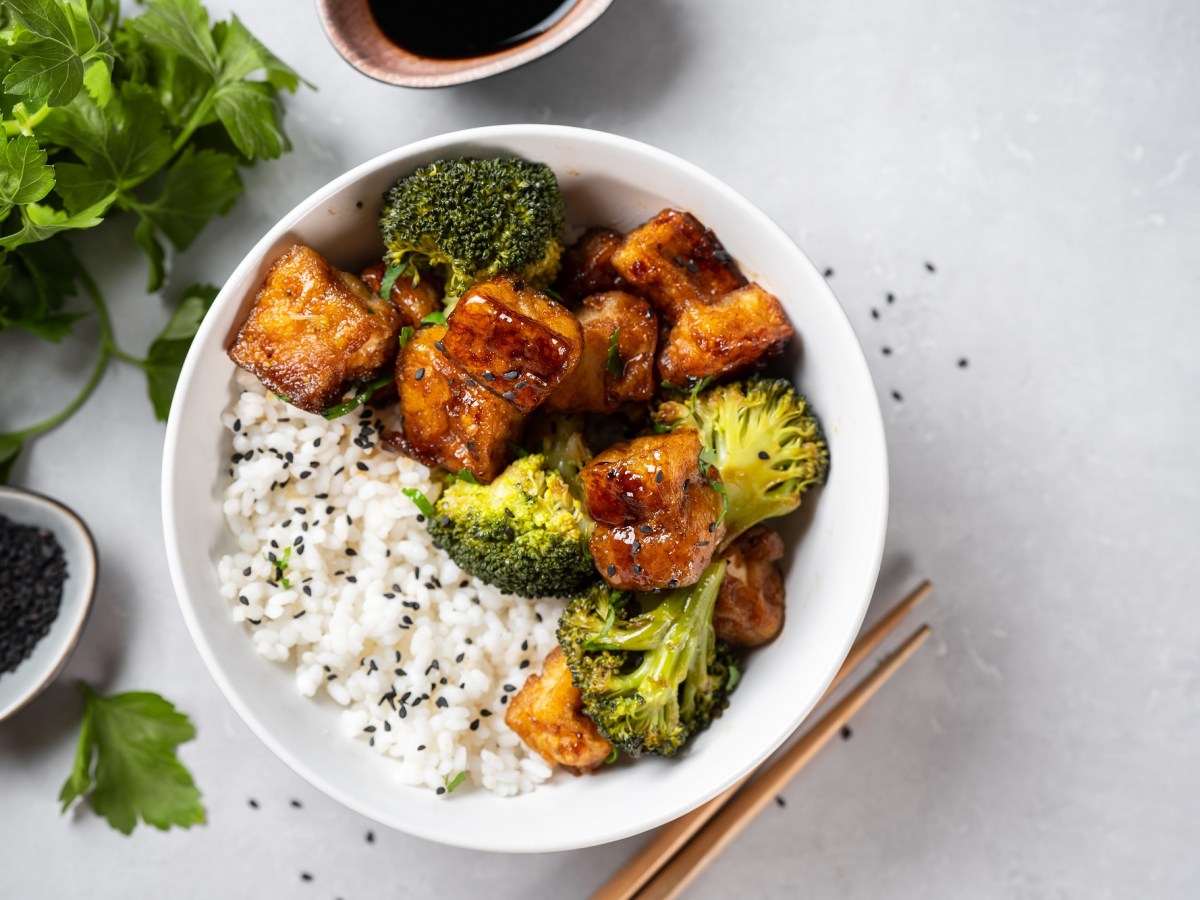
[369,0,576,60]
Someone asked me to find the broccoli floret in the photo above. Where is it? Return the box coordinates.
[557,562,736,757]
[530,414,591,495]
[426,426,596,597]
[654,378,829,546]
[379,156,565,299]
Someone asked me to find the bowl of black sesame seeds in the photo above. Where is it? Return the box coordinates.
[0,486,97,721]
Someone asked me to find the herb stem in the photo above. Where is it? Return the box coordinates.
[3,103,50,136]
[3,269,114,441]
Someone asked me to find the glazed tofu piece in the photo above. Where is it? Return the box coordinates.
[714,525,786,647]
[657,283,794,389]
[555,227,626,303]
[610,209,746,321]
[228,244,403,414]
[358,260,441,327]
[580,431,725,591]
[543,291,658,415]
[391,325,524,482]
[441,275,583,413]
[505,647,613,772]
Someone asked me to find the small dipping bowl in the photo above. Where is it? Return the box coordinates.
[316,0,614,88]
[0,486,97,721]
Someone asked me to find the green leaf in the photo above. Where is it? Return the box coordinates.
[129,0,219,78]
[40,83,173,191]
[420,310,447,326]
[606,327,623,379]
[0,434,22,484]
[378,262,405,300]
[139,283,219,420]
[82,56,112,106]
[397,325,414,349]
[0,240,82,341]
[3,37,84,108]
[443,771,467,794]
[2,0,111,108]
[134,146,240,250]
[214,15,304,92]
[0,134,56,220]
[453,469,479,485]
[211,80,287,159]
[401,487,435,518]
[133,216,166,292]
[0,194,114,251]
[58,682,205,834]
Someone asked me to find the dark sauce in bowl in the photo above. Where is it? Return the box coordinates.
[368,0,576,59]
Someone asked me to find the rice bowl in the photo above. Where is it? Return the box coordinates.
[163,125,888,851]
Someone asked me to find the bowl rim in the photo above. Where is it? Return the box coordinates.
[162,123,889,851]
[0,485,98,722]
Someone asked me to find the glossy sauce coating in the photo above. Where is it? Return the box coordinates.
[358,260,442,327]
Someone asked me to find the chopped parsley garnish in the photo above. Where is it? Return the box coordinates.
[443,771,467,794]
[323,372,394,420]
[401,487,435,518]
[420,310,447,326]
[378,263,407,299]
[606,327,623,379]
[266,546,292,589]
[398,325,415,349]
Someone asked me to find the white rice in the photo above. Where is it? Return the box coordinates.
[216,369,559,796]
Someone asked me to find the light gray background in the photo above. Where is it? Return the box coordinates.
[2,0,1197,897]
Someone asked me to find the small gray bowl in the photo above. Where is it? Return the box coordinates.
[0,486,97,721]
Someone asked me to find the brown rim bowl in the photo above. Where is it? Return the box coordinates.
[316,0,615,88]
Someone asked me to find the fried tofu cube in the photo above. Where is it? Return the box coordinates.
[543,291,658,414]
[228,244,404,414]
[358,260,442,327]
[580,431,725,591]
[392,325,524,482]
[441,275,583,413]
[657,283,794,389]
[610,209,746,321]
[555,227,626,303]
[715,525,786,647]
[505,647,612,772]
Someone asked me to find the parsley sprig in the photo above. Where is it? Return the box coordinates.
[0,0,306,482]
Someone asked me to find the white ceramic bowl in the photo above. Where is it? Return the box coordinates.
[162,125,888,852]
[0,486,97,721]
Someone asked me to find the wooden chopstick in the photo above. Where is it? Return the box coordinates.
[591,580,933,900]
[635,624,932,900]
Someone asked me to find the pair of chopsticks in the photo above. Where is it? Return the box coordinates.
[593,580,934,900]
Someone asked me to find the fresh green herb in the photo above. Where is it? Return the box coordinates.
[726,660,741,691]
[697,445,729,524]
[443,771,467,794]
[133,283,219,419]
[275,393,291,403]
[59,682,205,835]
[651,420,672,434]
[401,487,435,518]
[712,481,729,525]
[398,325,414,350]
[0,0,306,483]
[689,375,714,411]
[506,440,530,459]
[420,310,447,327]
[606,327,623,379]
[604,745,619,765]
[322,372,393,420]
[265,545,291,589]
[453,468,479,485]
[542,285,564,303]
[378,262,405,300]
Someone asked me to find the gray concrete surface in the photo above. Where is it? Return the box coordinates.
[1,0,1197,896]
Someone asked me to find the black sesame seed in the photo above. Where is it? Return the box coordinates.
[291,799,303,808]
[417,744,425,750]
[436,787,446,795]
[399,706,407,718]
[892,390,903,401]
[631,565,643,575]
[515,380,528,390]
[520,640,528,651]
[607,565,616,576]
[346,547,358,557]
[882,346,892,356]
[366,830,375,843]
[233,418,241,432]
[655,468,663,483]
[356,461,369,471]
[242,566,252,577]
[501,391,516,401]
[886,293,895,304]
[757,450,770,461]
[503,683,516,692]
[708,523,717,532]
[364,725,376,733]
[697,540,710,547]
[293,610,306,619]
[668,578,679,588]
[414,367,425,381]
[239,596,249,605]
[470,719,480,731]
[346,575,357,584]
[871,308,880,320]
[632,541,642,555]
[519,660,530,669]
[503,525,515,540]
[823,267,834,278]
[481,709,492,717]
[640,525,653,535]
[436,696,448,708]
[482,371,495,381]
[925,261,936,272]
[248,798,259,808]
[504,507,514,519]
[503,369,520,380]
[300,872,312,882]
[958,357,969,368]
[434,341,446,353]
[775,796,787,808]
[841,725,853,740]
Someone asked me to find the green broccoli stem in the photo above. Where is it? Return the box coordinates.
[606,563,726,690]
